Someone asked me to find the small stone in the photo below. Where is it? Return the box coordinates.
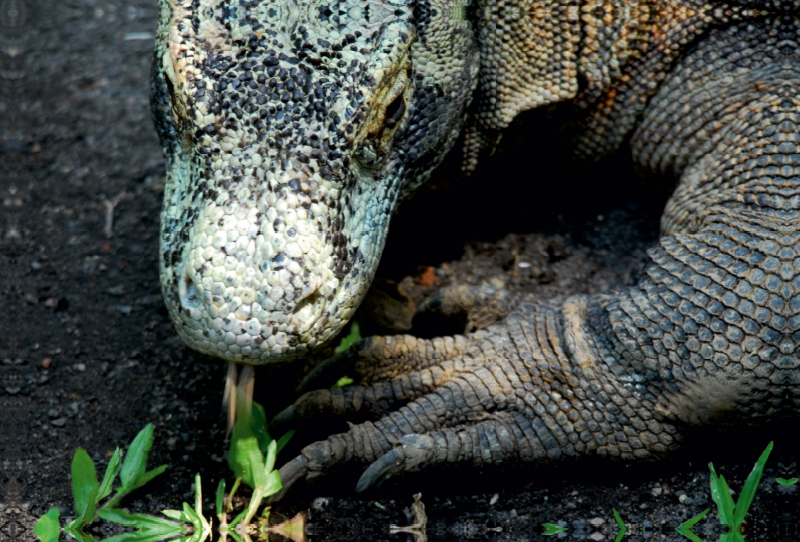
[588,517,605,526]
[48,410,60,418]
[651,486,663,496]
[50,418,67,427]
[75,363,86,372]
[106,285,125,296]
[588,533,605,541]
[42,358,52,368]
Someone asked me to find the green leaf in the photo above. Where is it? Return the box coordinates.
[541,523,567,536]
[332,376,354,388]
[264,440,278,475]
[160,510,186,521]
[119,424,155,492]
[64,523,94,542]
[215,479,225,518]
[71,448,99,525]
[334,322,360,354]
[229,391,267,489]
[709,463,735,527]
[35,508,61,542]
[97,508,186,542]
[181,502,202,530]
[733,441,773,527]
[263,469,282,499]
[250,402,272,453]
[275,430,295,454]
[97,449,122,502]
[777,477,798,486]
[676,509,709,542]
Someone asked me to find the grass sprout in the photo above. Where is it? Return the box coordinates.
[334,321,361,354]
[35,401,299,542]
[676,508,709,542]
[612,509,626,542]
[708,441,772,539]
[776,477,797,486]
[541,523,567,535]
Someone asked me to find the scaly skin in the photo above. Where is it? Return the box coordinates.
[153,0,800,492]
[152,0,478,362]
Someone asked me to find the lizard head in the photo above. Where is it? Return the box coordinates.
[151,0,479,363]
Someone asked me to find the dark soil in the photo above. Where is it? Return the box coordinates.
[3,2,800,541]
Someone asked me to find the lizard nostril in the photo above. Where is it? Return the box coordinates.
[179,270,202,310]
[293,290,320,315]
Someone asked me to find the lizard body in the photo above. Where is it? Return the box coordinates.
[151,0,800,492]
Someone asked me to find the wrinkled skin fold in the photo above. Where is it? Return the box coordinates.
[153,0,800,492]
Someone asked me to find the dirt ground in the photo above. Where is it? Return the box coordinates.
[3,1,800,541]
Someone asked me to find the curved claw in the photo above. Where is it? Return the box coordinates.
[268,455,309,503]
[355,448,404,493]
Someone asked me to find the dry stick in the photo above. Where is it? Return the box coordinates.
[224,362,238,435]
[224,363,256,434]
[103,191,126,238]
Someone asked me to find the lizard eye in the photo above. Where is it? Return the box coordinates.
[354,67,411,170]
[384,93,406,128]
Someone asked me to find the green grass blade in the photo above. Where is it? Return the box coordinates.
[676,527,704,542]
[250,402,271,453]
[264,440,278,475]
[160,510,185,522]
[35,508,61,542]
[334,322,360,354]
[65,523,94,542]
[612,509,626,542]
[709,463,735,526]
[215,479,225,518]
[541,523,566,536]
[119,425,155,492]
[97,448,122,502]
[275,430,295,454]
[733,441,773,526]
[71,448,99,525]
[97,509,185,535]
[181,502,202,530]
[777,477,798,486]
[676,508,709,542]
[680,508,709,530]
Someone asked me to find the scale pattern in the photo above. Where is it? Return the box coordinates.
[152,0,800,492]
[152,0,478,361]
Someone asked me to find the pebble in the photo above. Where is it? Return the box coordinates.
[50,418,67,427]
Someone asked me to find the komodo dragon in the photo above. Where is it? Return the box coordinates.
[152,0,800,493]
